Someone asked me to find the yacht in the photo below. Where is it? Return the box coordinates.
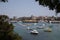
[27,27,30,30]
[34,23,37,25]
[44,27,52,32]
[27,27,32,30]
[36,26,44,29]
[36,24,45,29]
[30,30,39,34]
[42,24,45,26]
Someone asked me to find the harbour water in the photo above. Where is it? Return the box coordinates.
[13,22,60,40]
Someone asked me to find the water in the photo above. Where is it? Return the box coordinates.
[13,22,60,40]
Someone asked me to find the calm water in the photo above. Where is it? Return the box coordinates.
[13,22,60,40]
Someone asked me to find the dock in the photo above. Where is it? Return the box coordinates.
[49,21,60,23]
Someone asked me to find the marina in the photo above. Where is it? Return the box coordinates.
[1,0,60,40]
[13,22,60,40]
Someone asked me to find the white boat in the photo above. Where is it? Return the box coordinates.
[27,27,32,30]
[36,26,44,29]
[27,27,30,30]
[30,30,39,34]
[42,24,45,26]
[34,23,37,25]
[36,24,45,29]
[44,27,52,32]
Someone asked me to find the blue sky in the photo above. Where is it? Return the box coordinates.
[0,0,60,18]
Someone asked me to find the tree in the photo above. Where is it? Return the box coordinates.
[35,0,60,15]
[0,0,8,2]
[0,15,22,40]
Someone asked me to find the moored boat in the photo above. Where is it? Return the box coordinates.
[44,27,52,32]
[27,27,32,30]
[30,30,39,34]
[36,26,44,29]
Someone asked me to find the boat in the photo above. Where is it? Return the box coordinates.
[36,26,44,29]
[18,23,26,26]
[42,24,45,26]
[27,27,30,30]
[27,27,32,30]
[34,23,37,25]
[49,21,60,23]
[30,30,39,34]
[26,24,32,26]
[10,21,17,23]
[19,21,22,23]
[36,24,45,29]
[44,27,52,32]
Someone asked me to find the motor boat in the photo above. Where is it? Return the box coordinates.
[30,30,39,34]
[42,24,45,26]
[27,27,32,30]
[34,23,37,25]
[26,24,31,26]
[36,26,44,29]
[36,24,45,29]
[44,27,52,32]
[27,27,30,30]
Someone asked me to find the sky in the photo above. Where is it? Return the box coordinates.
[0,0,60,18]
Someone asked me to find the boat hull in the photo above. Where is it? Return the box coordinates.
[44,28,52,32]
[30,31,38,35]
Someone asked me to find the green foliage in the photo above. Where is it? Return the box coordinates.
[35,0,60,14]
[0,15,22,40]
[0,15,9,20]
[0,0,8,2]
